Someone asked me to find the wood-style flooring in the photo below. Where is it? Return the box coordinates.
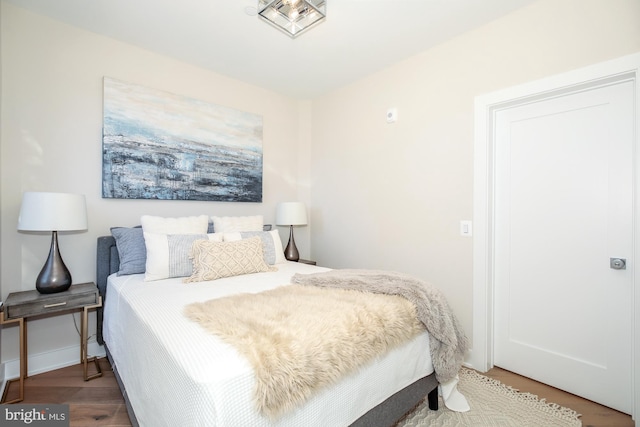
[2,358,130,427]
[2,359,634,426]
[483,367,634,427]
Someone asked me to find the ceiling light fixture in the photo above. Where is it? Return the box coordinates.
[258,0,326,38]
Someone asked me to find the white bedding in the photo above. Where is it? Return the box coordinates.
[103,261,434,427]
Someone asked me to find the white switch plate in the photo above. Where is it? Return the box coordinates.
[460,220,472,237]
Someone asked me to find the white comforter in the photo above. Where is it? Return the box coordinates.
[103,262,434,426]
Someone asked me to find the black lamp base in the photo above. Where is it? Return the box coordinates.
[284,225,300,262]
[36,231,72,294]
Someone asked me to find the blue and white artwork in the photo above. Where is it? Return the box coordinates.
[102,78,263,202]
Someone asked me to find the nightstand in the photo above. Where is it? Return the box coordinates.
[0,282,103,403]
[298,259,317,265]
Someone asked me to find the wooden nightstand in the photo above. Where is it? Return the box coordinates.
[298,259,317,265]
[0,282,103,403]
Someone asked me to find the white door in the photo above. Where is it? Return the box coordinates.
[493,79,634,414]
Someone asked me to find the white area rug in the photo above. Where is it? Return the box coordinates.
[400,368,582,426]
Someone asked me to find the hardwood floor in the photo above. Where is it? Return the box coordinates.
[2,359,634,426]
[483,367,634,427]
[2,358,131,427]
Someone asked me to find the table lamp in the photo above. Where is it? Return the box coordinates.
[275,202,307,261]
[18,192,88,294]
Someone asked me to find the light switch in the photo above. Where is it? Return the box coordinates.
[460,220,472,237]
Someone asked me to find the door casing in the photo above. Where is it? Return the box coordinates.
[472,53,640,423]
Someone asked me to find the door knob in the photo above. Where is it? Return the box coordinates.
[610,258,626,270]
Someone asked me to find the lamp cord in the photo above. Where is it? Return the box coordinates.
[72,312,95,341]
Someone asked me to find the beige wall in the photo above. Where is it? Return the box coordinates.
[309,0,640,349]
[1,0,639,368]
[0,0,4,380]
[0,3,307,362]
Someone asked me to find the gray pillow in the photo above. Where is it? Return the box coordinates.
[239,231,277,265]
[111,227,146,275]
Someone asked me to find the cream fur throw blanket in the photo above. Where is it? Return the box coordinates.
[184,284,423,419]
[291,269,469,385]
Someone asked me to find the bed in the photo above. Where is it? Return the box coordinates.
[95,216,452,427]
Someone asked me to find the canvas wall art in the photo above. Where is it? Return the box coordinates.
[102,78,263,202]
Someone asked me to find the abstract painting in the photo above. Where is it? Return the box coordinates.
[102,78,263,202]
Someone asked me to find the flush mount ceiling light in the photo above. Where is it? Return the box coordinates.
[258,0,326,38]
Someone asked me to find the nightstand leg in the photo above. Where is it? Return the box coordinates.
[23,318,28,380]
[0,315,25,403]
[81,301,102,381]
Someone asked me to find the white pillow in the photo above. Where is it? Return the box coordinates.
[144,232,223,281]
[223,230,286,265]
[141,215,209,234]
[211,215,263,233]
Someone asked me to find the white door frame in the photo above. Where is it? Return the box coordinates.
[472,53,640,422]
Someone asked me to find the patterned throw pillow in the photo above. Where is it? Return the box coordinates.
[143,232,223,281]
[184,236,276,283]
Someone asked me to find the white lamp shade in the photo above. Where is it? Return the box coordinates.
[276,202,307,226]
[18,192,88,231]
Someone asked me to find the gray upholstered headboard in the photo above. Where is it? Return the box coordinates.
[95,224,272,345]
[96,234,119,345]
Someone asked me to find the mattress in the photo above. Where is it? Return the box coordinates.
[103,261,434,426]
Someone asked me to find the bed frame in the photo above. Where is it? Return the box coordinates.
[96,235,439,427]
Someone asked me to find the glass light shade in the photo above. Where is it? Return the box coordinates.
[258,0,326,38]
[276,202,307,226]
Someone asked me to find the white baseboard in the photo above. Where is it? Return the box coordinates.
[463,348,482,372]
[3,342,106,380]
